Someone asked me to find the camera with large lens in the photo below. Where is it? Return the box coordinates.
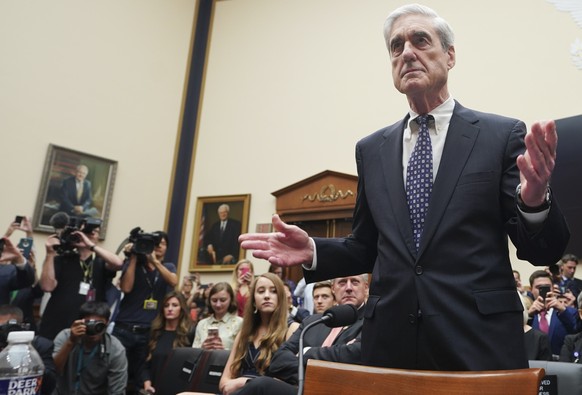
[128,227,162,255]
[85,319,107,336]
[54,216,103,256]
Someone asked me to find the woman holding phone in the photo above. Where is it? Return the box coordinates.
[219,272,288,395]
[192,282,242,350]
[231,259,254,317]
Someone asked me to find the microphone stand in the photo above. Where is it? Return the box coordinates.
[297,319,328,395]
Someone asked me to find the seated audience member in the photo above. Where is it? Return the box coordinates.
[312,280,336,314]
[53,301,127,395]
[179,274,200,320]
[293,277,314,313]
[560,292,582,363]
[528,270,578,358]
[557,254,582,300]
[219,273,288,395]
[520,294,551,361]
[236,274,368,395]
[192,282,242,350]
[285,282,310,338]
[270,264,297,305]
[142,291,194,395]
[39,214,123,340]
[231,259,254,317]
[0,305,56,395]
[285,282,310,325]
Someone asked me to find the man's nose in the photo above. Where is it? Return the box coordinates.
[402,42,416,61]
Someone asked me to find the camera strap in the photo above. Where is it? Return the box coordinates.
[74,343,98,392]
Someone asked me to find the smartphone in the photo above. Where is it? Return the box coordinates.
[241,267,250,276]
[14,216,24,225]
[17,237,33,259]
[208,327,219,338]
[538,285,551,301]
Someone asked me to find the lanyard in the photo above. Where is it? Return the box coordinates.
[79,255,94,283]
[141,264,160,298]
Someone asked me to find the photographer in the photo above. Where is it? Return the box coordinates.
[0,230,35,305]
[112,229,177,394]
[39,212,123,340]
[53,301,127,395]
[527,270,579,358]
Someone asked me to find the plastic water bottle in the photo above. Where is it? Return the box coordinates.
[0,331,44,395]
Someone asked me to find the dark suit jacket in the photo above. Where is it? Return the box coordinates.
[559,331,582,362]
[205,218,241,264]
[305,102,570,371]
[531,307,578,356]
[59,176,92,214]
[267,306,364,384]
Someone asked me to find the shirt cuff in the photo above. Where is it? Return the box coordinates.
[517,206,550,225]
[302,238,317,271]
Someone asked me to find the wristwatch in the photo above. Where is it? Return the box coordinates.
[515,183,551,213]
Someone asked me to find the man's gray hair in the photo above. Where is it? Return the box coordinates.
[383,3,455,53]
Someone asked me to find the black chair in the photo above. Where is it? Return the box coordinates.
[529,360,582,394]
[154,347,230,395]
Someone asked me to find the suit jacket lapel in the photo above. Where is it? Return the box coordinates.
[380,118,416,257]
[417,103,480,260]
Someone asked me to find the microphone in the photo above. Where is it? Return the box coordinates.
[297,304,358,395]
[320,304,358,328]
[49,212,70,230]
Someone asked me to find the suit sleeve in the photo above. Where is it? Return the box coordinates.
[303,340,362,366]
[503,123,570,266]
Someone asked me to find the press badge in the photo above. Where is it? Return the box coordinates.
[143,299,158,310]
[79,282,90,295]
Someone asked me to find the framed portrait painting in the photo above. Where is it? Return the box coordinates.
[32,144,118,239]
[190,194,251,272]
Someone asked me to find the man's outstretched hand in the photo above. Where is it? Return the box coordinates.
[239,214,314,267]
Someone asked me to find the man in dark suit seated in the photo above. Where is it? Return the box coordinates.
[205,204,241,264]
[557,254,582,301]
[235,274,367,395]
[59,164,100,218]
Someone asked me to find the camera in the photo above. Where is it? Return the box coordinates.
[55,216,102,256]
[0,239,5,257]
[128,227,162,255]
[85,319,107,336]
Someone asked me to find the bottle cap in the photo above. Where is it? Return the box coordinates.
[7,331,34,343]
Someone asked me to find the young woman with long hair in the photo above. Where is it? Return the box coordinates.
[142,291,194,394]
[192,281,243,350]
[219,272,288,395]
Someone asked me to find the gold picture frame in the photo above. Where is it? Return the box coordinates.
[190,194,250,272]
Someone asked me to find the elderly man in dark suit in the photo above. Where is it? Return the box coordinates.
[240,4,570,371]
[205,204,241,264]
[59,164,99,217]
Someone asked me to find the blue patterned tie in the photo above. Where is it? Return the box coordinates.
[406,115,433,251]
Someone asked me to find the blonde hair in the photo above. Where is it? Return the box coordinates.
[230,259,254,292]
[230,272,288,376]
